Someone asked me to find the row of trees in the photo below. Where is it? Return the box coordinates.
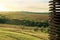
[0,15,49,27]
[0,19,49,27]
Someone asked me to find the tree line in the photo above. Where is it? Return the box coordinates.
[0,14,49,27]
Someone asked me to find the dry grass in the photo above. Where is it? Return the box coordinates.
[0,13,49,21]
[0,24,49,40]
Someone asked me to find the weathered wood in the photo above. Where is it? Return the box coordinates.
[49,0,60,40]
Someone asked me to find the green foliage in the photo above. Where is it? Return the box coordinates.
[0,18,49,27]
[42,20,49,27]
[0,14,8,23]
[0,15,49,27]
[40,27,49,33]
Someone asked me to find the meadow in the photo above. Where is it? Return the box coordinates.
[0,12,49,21]
[0,12,49,40]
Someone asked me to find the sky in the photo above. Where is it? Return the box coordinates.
[0,0,50,12]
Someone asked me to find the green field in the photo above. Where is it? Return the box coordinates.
[0,12,49,40]
[0,24,49,40]
[0,28,41,40]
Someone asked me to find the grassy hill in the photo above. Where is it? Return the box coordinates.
[0,27,41,40]
[0,12,49,40]
[0,24,48,40]
[0,11,49,21]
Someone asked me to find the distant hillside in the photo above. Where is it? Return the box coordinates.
[19,11,49,14]
[0,11,49,14]
[0,12,49,22]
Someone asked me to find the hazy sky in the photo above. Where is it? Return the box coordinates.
[0,0,50,12]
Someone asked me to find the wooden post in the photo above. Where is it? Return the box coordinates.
[49,0,60,40]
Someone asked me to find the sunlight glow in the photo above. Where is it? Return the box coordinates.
[0,0,49,12]
[0,3,9,11]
